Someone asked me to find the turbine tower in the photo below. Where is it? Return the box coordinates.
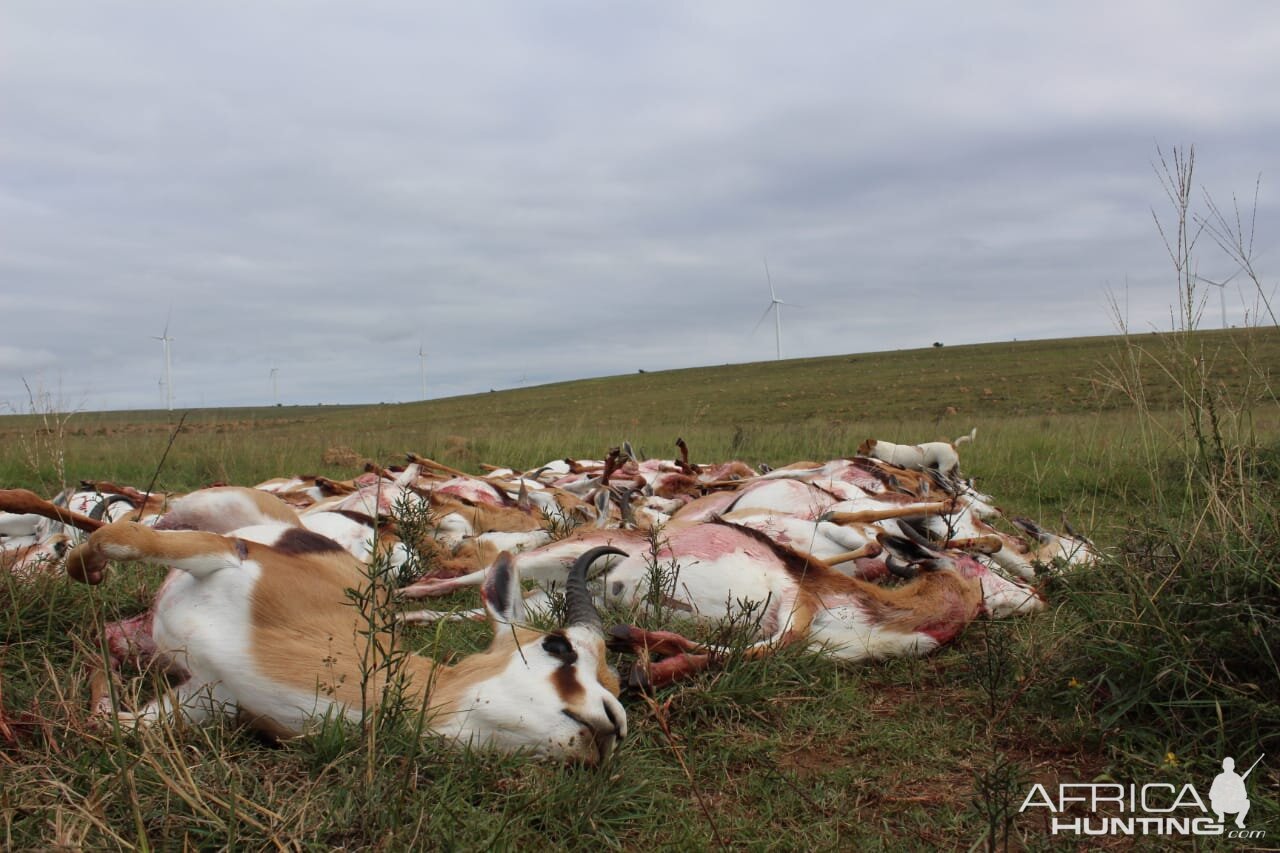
[152,313,174,411]
[753,258,795,360]
[269,367,279,406]
[418,344,428,400]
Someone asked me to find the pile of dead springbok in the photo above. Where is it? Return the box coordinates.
[0,431,1095,764]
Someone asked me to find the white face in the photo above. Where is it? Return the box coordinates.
[950,553,1044,617]
[437,625,627,764]
[1040,534,1097,567]
[977,572,1045,617]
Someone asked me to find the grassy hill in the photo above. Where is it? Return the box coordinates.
[3,328,1277,501]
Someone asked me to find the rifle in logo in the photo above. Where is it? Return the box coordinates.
[1210,754,1263,829]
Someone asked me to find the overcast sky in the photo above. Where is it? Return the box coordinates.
[3,2,1278,412]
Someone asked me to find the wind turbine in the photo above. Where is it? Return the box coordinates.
[269,367,279,406]
[1196,272,1238,330]
[752,259,796,360]
[418,343,428,400]
[152,313,174,411]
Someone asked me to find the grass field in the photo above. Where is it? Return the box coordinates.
[2,326,1278,850]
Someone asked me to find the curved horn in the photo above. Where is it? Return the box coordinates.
[565,546,628,633]
[1011,516,1051,543]
[88,493,137,522]
[918,557,952,573]
[879,530,939,563]
[885,556,918,580]
[897,519,940,549]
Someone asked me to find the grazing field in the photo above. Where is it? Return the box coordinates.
[2,326,1278,850]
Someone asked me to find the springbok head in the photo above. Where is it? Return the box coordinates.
[1011,517,1097,568]
[430,546,629,763]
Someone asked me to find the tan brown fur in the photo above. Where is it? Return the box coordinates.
[248,544,438,707]
[65,521,242,584]
[429,494,542,533]
[823,501,954,525]
[848,571,982,635]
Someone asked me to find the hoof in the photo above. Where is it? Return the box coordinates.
[607,624,638,652]
[623,663,652,695]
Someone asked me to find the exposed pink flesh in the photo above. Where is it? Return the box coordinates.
[850,557,890,580]
[737,480,836,519]
[435,478,504,506]
[839,467,886,493]
[672,490,738,522]
[662,525,774,564]
[950,553,989,579]
[913,598,979,644]
[398,577,462,598]
[104,611,158,670]
[334,484,400,514]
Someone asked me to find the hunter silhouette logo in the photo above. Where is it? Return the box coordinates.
[1210,755,1263,829]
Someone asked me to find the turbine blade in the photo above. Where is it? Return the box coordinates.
[752,302,776,334]
[764,257,776,301]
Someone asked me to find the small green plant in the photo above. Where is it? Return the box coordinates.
[344,537,426,781]
[968,752,1028,853]
[638,523,681,624]
[967,618,1018,724]
[539,504,580,541]
[390,490,439,586]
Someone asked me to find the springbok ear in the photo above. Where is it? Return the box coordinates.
[481,552,524,624]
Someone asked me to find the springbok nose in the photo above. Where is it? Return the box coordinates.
[564,699,626,763]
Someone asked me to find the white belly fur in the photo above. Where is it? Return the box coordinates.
[152,561,353,732]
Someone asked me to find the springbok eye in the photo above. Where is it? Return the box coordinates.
[541,633,577,665]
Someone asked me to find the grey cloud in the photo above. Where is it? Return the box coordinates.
[2,2,1279,412]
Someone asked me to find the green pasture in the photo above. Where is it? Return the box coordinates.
[2,326,1277,850]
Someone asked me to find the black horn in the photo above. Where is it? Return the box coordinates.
[88,493,137,522]
[1011,516,1051,543]
[886,556,918,580]
[565,546,629,633]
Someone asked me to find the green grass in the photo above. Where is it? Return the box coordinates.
[3,327,1278,850]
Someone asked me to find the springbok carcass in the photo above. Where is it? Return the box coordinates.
[601,521,1042,687]
[64,513,628,762]
[25,482,169,544]
[1,489,110,578]
[402,519,1043,687]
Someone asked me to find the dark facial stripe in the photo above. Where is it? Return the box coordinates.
[552,664,584,701]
